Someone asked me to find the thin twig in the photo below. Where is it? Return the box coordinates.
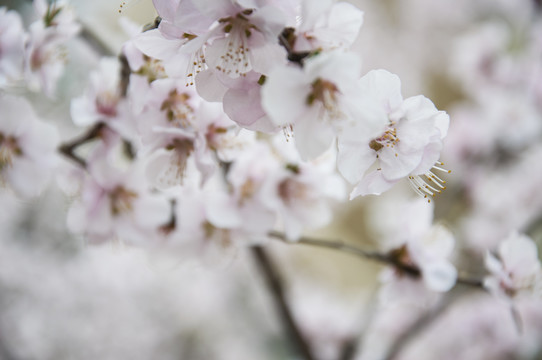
[268,231,484,289]
[250,246,315,360]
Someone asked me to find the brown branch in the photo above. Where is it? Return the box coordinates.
[250,246,315,360]
[79,25,115,57]
[58,123,105,168]
[268,231,484,289]
[278,28,311,65]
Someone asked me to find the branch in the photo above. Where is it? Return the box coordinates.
[250,246,315,360]
[278,28,311,65]
[79,25,115,57]
[58,123,105,168]
[268,231,484,289]
[384,294,455,360]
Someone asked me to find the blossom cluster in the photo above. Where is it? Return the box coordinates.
[0,0,80,96]
[48,0,461,293]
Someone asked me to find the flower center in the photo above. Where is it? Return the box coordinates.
[136,55,167,83]
[307,78,338,107]
[96,91,120,117]
[0,133,22,171]
[203,221,232,248]
[278,177,307,205]
[215,10,257,77]
[161,89,196,129]
[370,122,399,153]
[109,185,138,215]
[162,138,195,186]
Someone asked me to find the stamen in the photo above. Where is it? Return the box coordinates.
[407,162,450,202]
[370,121,399,151]
[185,48,206,87]
[119,0,142,13]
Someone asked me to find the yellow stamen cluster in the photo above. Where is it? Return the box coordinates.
[370,122,399,156]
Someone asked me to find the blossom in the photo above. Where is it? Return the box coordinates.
[0,7,25,88]
[66,158,171,244]
[484,232,542,301]
[259,146,346,240]
[294,0,364,52]
[136,0,287,86]
[71,57,136,142]
[24,0,80,97]
[261,51,366,159]
[0,94,59,197]
[370,196,457,292]
[337,69,449,199]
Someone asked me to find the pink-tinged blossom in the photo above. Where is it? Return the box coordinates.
[337,69,450,200]
[0,7,25,88]
[370,197,457,292]
[0,94,59,197]
[24,0,80,97]
[260,149,346,241]
[225,142,280,236]
[294,0,364,52]
[66,159,171,245]
[205,70,278,132]
[164,184,258,261]
[261,51,368,159]
[134,78,254,187]
[484,232,542,302]
[138,0,287,86]
[71,57,136,141]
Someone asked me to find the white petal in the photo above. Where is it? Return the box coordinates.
[422,261,457,292]
[261,65,310,126]
[358,69,403,112]
[195,69,228,102]
[484,251,504,275]
[336,141,375,184]
[349,170,395,198]
[294,106,335,160]
[134,195,171,228]
[132,29,184,60]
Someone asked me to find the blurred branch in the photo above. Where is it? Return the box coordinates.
[268,231,484,288]
[278,28,311,65]
[383,294,455,360]
[58,122,105,168]
[251,246,315,360]
[0,333,17,360]
[79,24,115,57]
